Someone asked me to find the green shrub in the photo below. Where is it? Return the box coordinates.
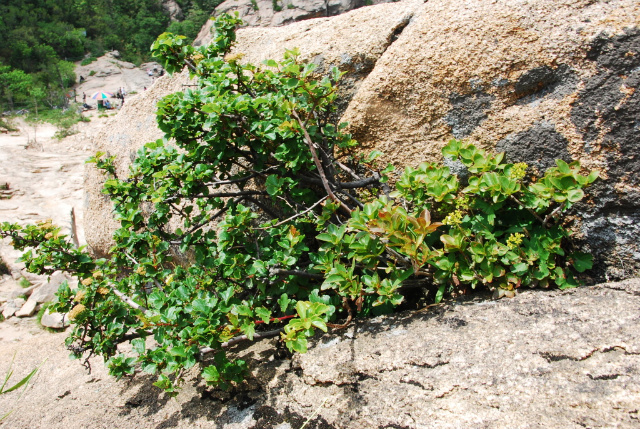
[0,118,18,132]
[80,57,98,66]
[18,277,30,288]
[28,107,83,140]
[89,70,97,77]
[0,15,597,395]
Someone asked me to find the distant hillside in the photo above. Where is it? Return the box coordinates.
[0,0,220,112]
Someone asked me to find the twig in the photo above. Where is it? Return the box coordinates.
[327,298,353,329]
[300,397,330,429]
[336,160,361,181]
[112,289,149,314]
[543,203,565,227]
[70,207,79,248]
[270,269,324,280]
[257,196,328,229]
[292,110,351,214]
[509,195,545,224]
[198,328,283,357]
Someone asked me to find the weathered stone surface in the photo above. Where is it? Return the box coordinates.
[39,309,69,329]
[1,279,639,428]
[162,0,184,21]
[10,283,37,299]
[29,272,67,304]
[193,0,392,44]
[2,303,16,319]
[15,299,37,318]
[258,280,640,428]
[496,121,573,174]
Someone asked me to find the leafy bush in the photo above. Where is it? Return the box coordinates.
[0,15,597,395]
[27,107,83,139]
[80,57,98,66]
[0,118,18,132]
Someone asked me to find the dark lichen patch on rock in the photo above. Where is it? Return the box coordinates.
[572,28,640,182]
[513,64,576,102]
[443,91,495,138]
[570,28,640,280]
[496,121,572,174]
[586,27,640,73]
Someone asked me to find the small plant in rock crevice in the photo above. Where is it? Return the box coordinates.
[0,256,9,276]
[0,14,598,395]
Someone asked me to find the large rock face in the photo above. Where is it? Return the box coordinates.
[85,0,640,280]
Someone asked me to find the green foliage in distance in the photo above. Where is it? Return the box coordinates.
[0,0,224,112]
[0,14,597,395]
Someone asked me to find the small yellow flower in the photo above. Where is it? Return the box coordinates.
[509,163,528,181]
[224,52,245,63]
[44,232,53,239]
[92,271,104,279]
[37,219,53,228]
[74,290,87,302]
[81,277,93,286]
[455,195,470,209]
[68,304,87,321]
[135,266,146,275]
[507,232,525,250]
[96,287,109,296]
[443,210,464,226]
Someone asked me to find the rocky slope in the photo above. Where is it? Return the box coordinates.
[0,279,638,428]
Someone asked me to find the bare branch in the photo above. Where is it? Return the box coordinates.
[543,203,565,227]
[198,328,283,357]
[257,196,328,229]
[292,110,352,214]
[112,289,149,314]
[509,195,545,224]
[269,269,324,280]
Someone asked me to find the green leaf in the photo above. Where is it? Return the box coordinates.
[278,294,291,313]
[131,338,146,355]
[202,365,220,383]
[255,307,272,324]
[287,336,307,353]
[572,252,593,273]
[435,284,445,303]
[567,189,584,203]
[265,175,282,196]
[285,78,299,88]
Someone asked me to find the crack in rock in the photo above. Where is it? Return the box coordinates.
[540,345,637,363]
[587,373,621,381]
[602,284,640,296]
[435,384,461,399]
